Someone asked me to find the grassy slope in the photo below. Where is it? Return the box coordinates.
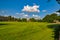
[0,22,54,40]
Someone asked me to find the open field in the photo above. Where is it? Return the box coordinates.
[0,22,54,40]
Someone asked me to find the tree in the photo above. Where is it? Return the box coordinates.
[8,16,12,21]
[43,13,58,23]
[29,18,36,22]
[18,18,22,22]
[22,18,27,22]
[56,0,60,4]
[43,15,50,22]
[56,10,60,16]
[57,16,60,21]
[0,15,22,22]
[56,10,60,13]
[47,0,60,4]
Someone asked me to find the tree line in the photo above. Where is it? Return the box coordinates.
[43,13,60,23]
[0,16,41,22]
[0,10,60,22]
[43,10,60,23]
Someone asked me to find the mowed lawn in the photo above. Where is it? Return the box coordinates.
[0,22,54,40]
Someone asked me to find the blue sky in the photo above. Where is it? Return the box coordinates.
[0,0,60,18]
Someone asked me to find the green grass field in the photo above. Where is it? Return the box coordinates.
[0,22,54,40]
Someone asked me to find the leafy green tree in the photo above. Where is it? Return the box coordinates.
[8,16,12,21]
[36,19,42,22]
[43,15,50,22]
[56,0,60,4]
[29,18,36,22]
[43,13,58,23]
[56,10,60,13]
[22,18,27,22]
[57,16,60,21]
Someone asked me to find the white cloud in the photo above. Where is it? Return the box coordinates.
[32,14,40,19]
[33,14,39,17]
[22,4,40,12]
[22,14,29,18]
[42,10,47,12]
[56,12,60,15]
[19,13,25,15]
[24,14,28,17]
[19,13,29,18]
[16,13,19,14]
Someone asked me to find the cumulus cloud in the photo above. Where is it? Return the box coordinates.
[56,12,60,15]
[54,12,60,15]
[19,13,25,15]
[16,12,40,19]
[19,13,29,18]
[32,14,40,19]
[33,14,39,17]
[16,12,29,18]
[24,14,28,17]
[22,14,29,18]
[22,5,40,12]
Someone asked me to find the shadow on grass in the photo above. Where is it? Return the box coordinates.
[48,24,60,40]
[0,23,8,26]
